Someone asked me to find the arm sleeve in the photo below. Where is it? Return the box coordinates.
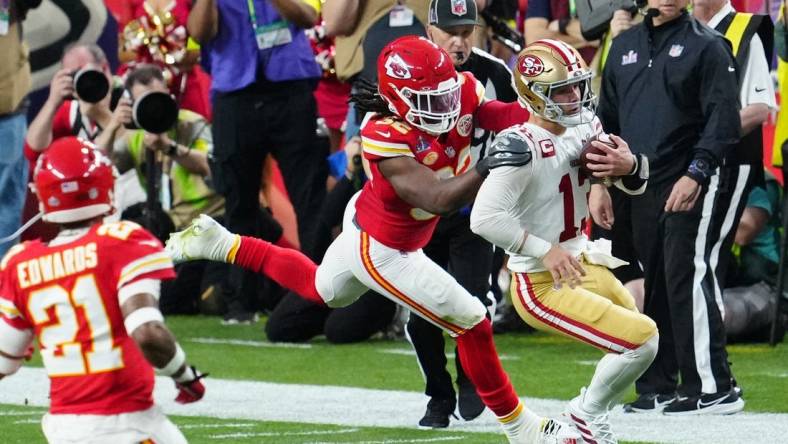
[476,101,530,133]
[693,38,742,167]
[470,163,533,253]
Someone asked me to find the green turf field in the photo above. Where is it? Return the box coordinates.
[1,315,785,443]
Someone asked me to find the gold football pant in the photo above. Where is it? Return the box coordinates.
[511,261,657,352]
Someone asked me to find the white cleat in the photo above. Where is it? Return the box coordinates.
[536,418,583,444]
[501,410,581,444]
[564,392,617,444]
[165,214,240,264]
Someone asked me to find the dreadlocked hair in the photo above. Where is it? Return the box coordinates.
[350,78,396,117]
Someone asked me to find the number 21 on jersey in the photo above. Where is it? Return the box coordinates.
[28,275,122,377]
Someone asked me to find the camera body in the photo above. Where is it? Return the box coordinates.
[71,68,110,103]
[123,90,179,134]
[576,0,643,41]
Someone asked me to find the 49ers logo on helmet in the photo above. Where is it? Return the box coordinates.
[385,54,412,79]
[518,54,545,77]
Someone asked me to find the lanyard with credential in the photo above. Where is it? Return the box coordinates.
[247,0,260,29]
[247,0,293,50]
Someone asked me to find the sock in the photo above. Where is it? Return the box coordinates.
[455,318,520,417]
[234,236,325,306]
[582,334,659,414]
[498,402,546,441]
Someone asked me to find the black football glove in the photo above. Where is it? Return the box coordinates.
[476,131,533,177]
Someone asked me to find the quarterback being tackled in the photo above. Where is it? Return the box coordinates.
[470,39,656,444]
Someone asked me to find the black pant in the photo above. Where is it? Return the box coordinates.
[631,169,740,396]
[265,290,397,343]
[211,80,328,314]
[591,187,643,284]
[406,212,494,401]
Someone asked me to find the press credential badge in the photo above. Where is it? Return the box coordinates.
[389,5,414,27]
[255,21,292,50]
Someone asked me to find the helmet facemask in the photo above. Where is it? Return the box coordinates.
[527,70,596,127]
[393,76,461,134]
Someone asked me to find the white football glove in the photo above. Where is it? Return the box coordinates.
[165,214,240,264]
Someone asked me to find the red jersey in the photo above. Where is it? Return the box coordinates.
[0,221,175,415]
[355,72,526,251]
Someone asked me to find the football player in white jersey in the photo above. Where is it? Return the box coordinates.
[470,39,658,444]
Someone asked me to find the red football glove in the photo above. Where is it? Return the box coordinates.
[174,366,207,404]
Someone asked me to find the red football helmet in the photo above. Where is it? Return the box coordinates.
[377,36,461,134]
[33,137,114,223]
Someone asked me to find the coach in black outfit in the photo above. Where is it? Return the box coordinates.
[597,0,744,415]
[406,0,520,428]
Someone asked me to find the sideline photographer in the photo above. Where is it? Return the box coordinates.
[106,64,226,315]
[25,43,116,156]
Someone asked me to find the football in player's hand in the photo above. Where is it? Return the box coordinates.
[579,135,617,176]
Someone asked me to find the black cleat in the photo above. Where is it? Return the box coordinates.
[418,398,457,429]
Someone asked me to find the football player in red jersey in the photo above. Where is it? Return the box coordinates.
[168,36,579,444]
[0,137,205,443]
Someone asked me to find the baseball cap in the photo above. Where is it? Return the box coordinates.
[428,0,478,30]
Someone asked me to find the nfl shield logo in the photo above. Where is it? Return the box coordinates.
[669,44,684,57]
[451,0,467,16]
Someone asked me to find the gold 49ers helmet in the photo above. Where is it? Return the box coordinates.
[513,39,595,127]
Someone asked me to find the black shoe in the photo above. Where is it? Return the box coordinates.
[457,378,485,421]
[418,398,457,429]
[623,392,677,413]
[663,389,745,416]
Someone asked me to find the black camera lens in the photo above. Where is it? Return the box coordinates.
[73,68,110,103]
[130,91,179,134]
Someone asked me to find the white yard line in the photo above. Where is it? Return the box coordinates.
[2,368,785,444]
[377,349,520,361]
[208,428,359,439]
[188,337,313,349]
[306,438,466,444]
[180,423,255,429]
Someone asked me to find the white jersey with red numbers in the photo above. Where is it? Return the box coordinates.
[0,220,175,415]
[354,71,485,251]
[490,115,603,273]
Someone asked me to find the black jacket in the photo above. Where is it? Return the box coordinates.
[598,11,741,185]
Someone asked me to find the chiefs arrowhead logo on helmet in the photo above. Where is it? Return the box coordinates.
[517,54,545,77]
[384,53,413,80]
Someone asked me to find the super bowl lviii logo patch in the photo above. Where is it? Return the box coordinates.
[518,54,545,77]
[385,53,413,79]
[451,0,468,16]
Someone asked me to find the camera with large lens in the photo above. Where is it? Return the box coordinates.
[72,68,110,103]
[123,90,179,134]
[576,0,647,41]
